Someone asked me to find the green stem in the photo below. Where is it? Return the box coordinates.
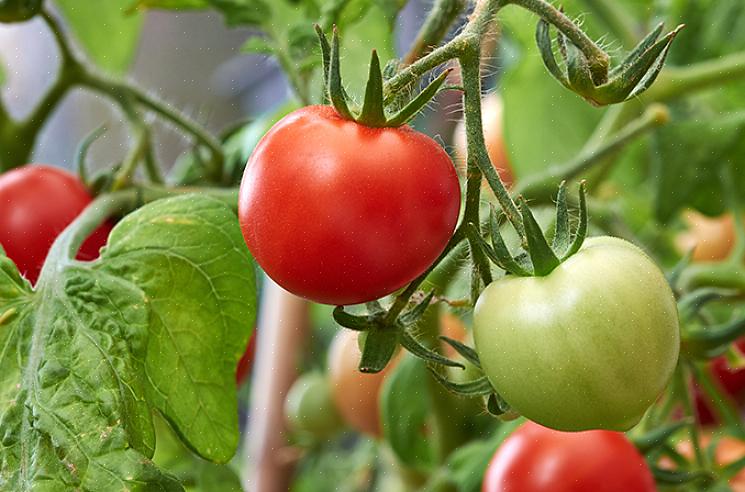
[677,364,708,470]
[577,0,639,49]
[506,0,610,84]
[272,41,312,106]
[403,0,467,65]
[648,50,745,102]
[517,103,669,201]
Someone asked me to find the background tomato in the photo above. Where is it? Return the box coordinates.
[284,372,343,438]
[676,211,735,262]
[453,93,514,187]
[238,105,461,305]
[0,165,112,283]
[474,236,680,431]
[328,329,397,437]
[695,339,745,424]
[483,421,656,492]
[668,435,745,491]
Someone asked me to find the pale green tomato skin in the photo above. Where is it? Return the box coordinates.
[473,236,680,431]
[284,372,343,438]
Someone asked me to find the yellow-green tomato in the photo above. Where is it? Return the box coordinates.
[473,236,680,431]
[284,372,343,438]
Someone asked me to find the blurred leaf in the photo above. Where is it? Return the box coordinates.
[444,420,522,492]
[500,7,603,178]
[241,36,274,55]
[652,111,745,222]
[380,355,435,471]
[153,416,242,492]
[207,0,270,26]
[56,0,144,74]
[290,439,377,492]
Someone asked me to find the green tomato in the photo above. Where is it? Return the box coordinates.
[0,0,42,23]
[473,236,680,431]
[284,372,343,439]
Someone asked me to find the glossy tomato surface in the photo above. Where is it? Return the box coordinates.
[0,165,112,283]
[483,421,656,492]
[474,236,680,431]
[238,105,461,305]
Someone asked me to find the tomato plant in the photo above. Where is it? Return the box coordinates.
[2,0,745,490]
[482,421,656,492]
[238,105,461,305]
[0,165,112,283]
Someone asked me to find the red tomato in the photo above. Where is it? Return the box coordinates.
[483,422,656,492]
[695,339,745,425]
[0,165,112,283]
[236,332,257,386]
[238,105,461,305]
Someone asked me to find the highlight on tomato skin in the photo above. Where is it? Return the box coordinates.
[482,421,656,492]
[237,105,461,306]
[0,164,112,284]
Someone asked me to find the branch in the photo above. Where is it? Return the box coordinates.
[403,0,467,65]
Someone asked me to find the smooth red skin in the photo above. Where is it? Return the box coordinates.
[0,165,112,284]
[695,339,745,425]
[483,422,656,492]
[238,106,461,305]
[236,332,256,386]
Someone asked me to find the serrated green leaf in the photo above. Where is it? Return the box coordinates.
[0,194,256,490]
[56,0,144,74]
[0,241,181,490]
[98,195,256,463]
[380,355,435,471]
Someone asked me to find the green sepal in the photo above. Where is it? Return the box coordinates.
[439,336,482,369]
[519,196,560,276]
[678,288,738,321]
[632,420,689,454]
[328,27,354,120]
[400,331,465,370]
[399,291,435,325]
[552,181,570,255]
[683,316,745,359]
[565,41,596,95]
[650,467,714,486]
[485,393,519,420]
[535,19,571,89]
[358,50,387,127]
[487,207,532,276]
[333,306,374,331]
[359,327,399,373]
[365,300,386,315]
[561,181,588,260]
[609,23,664,78]
[386,69,451,126]
[427,368,494,397]
[314,24,331,105]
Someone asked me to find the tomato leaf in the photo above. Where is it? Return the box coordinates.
[380,355,435,471]
[55,0,144,74]
[0,195,255,489]
[651,111,745,223]
[97,195,256,463]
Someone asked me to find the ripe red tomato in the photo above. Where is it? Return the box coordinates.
[238,105,461,305]
[695,339,745,425]
[483,422,656,492]
[0,165,112,283]
[236,332,256,386]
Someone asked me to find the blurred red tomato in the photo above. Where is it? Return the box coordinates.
[0,165,111,283]
[236,332,257,386]
[483,421,655,492]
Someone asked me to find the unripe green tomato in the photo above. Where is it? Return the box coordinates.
[0,0,42,23]
[473,236,680,431]
[284,372,343,438]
